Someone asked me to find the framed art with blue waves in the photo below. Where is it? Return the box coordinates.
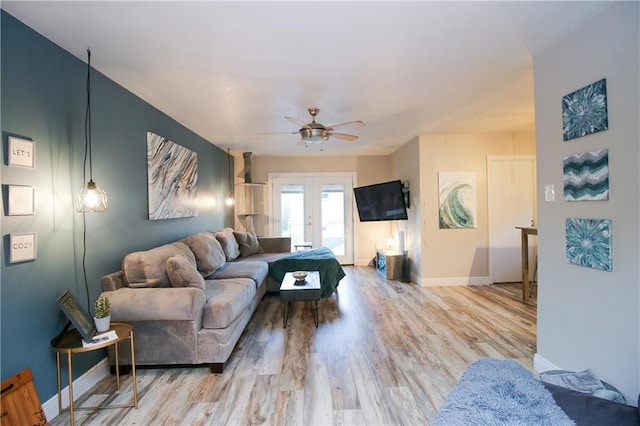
[438,171,476,229]
[562,79,608,141]
[566,217,612,272]
[563,149,609,201]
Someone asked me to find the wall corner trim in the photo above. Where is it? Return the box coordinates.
[533,353,562,374]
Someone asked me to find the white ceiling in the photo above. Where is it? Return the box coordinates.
[2,1,613,156]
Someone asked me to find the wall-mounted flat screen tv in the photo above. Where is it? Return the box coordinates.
[353,179,408,222]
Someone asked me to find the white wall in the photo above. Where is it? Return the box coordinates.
[534,2,639,404]
[418,133,535,285]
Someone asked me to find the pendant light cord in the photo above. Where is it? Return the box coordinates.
[84,49,93,184]
[228,148,232,193]
[81,48,93,312]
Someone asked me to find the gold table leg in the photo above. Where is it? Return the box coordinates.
[130,331,138,408]
[67,350,74,426]
[56,352,62,415]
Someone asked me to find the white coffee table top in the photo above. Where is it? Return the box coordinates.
[280,271,321,301]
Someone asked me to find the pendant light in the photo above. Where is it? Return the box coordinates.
[224,148,235,206]
[76,49,108,213]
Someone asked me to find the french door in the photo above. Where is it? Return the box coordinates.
[270,173,355,264]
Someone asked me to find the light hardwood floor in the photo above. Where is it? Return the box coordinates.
[50,266,536,425]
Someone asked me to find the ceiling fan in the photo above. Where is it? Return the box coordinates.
[261,108,365,145]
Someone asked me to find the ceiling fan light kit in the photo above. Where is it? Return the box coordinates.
[300,127,329,143]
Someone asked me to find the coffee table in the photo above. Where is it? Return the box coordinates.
[280,271,321,328]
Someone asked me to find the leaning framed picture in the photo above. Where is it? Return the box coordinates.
[7,136,36,168]
[56,290,96,343]
[8,185,35,215]
[9,232,37,263]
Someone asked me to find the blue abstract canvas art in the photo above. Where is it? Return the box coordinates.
[147,132,198,220]
[562,79,608,141]
[566,218,612,271]
[563,149,609,201]
[438,172,477,229]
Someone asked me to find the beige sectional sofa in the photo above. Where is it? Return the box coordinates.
[100,228,291,373]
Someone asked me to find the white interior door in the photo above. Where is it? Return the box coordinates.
[487,156,537,283]
[271,173,354,264]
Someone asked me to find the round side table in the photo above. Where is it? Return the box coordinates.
[50,322,138,425]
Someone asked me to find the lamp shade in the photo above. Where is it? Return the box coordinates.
[76,179,108,213]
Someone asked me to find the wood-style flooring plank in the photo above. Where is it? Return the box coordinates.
[49,266,536,425]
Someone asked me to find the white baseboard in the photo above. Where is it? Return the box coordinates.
[42,357,110,422]
[420,276,491,287]
[356,258,375,267]
[533,353,561,373]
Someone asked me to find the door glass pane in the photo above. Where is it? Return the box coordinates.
[321,184,345,255]
[280,184,305,247]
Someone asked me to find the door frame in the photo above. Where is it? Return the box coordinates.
[268,172,356,264]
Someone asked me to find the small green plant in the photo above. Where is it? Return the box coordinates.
[94,294,111,319]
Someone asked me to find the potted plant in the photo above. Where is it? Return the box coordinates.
[94,294,111,332]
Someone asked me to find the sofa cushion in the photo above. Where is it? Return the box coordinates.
[181,232,226,277]
[166,254,206,290]
[202,278,255,329]
[233,231,261,257]
[208,261,268,289]
[215,228,240,261]
[123,241,194,288]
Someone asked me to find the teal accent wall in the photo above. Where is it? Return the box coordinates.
[1,10,233,402]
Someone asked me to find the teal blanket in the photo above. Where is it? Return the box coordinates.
[269,247,345,298]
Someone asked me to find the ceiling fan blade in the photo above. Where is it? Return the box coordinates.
[326,120,366,130]
[285,116,309,128]
[330,132,359,142]
[258,131,299,135]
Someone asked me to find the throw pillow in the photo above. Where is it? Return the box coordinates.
[181,232,226,277]
[123,241,194,288]
[166,254,205,290]
[233,231,261,257]
[215,228,240,261]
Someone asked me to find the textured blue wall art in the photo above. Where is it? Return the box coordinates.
[565,218,612,271]
[563,149,609,201]
[439,171,477,229]
[562,78,608,141]
[147,131,198,220]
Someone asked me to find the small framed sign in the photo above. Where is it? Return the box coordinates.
[8,185,35,216]
[8,136,35,168]
[9,232,37,263]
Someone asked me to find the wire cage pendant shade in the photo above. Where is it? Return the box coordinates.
[77,179,108,212]
[225,192,235,206]
[76,48,107,213]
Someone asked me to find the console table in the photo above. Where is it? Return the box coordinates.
[516,226,537,302]
[50,322,138,425]
[376,250,409,282]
